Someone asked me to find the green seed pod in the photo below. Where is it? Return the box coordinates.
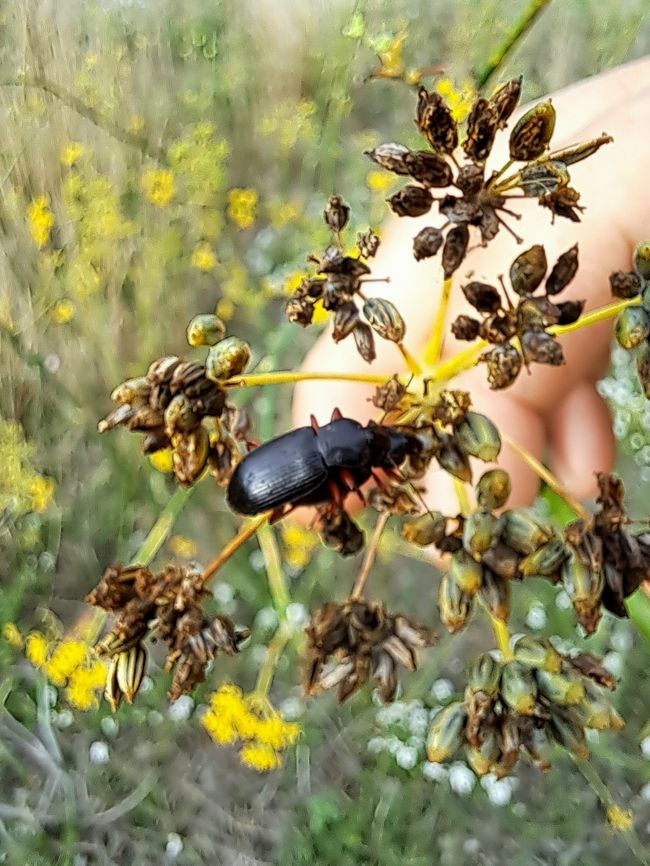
[462,510,504,559]
[466,729,500,776]
[636,343,650,400]
[633,240,650,281]
[439,573,473,633]
[115,644,148,704]
[479,569,510,622]
[362,297,406,343]
[481,543,520,580]
[448,550,483,595]
[104,655,123,712]
[518,539,568,577]
[548,707,589,760]
[502,508,552,555]
[508,100,556,161]
[454,412,501,462]
[437,436,472,482]
[500,661,537,715]
[467,652,502,697]
[562,551,604,635]
[509,244,547,296]
[476,469,511,510]
[615,305,650,350]
[206,337,251,381]
[402,511,447,547]
[186,314,226,347]
[513,635,561,674]
[164,394,199,436]
[573,695,625,731]
[110,376,151,406]
[536,669,585,706]
[426,702,467,763]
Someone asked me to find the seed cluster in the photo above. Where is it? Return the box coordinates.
[613,240,650,396]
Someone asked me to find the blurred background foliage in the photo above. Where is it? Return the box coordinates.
[1,0,650,863]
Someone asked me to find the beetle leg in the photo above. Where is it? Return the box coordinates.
[330,407,343,421]
[310,414,321,432]
[339,469,366,506]
[328,479,344,508]
[269,504,293,524]
[245,438,261,451]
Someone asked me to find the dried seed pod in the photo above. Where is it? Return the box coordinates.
[476,469,511,510]
[402,511,447,547]
[513,635,561,674]
[426,702,467,762]
[388,185,433,218]
[548,706,589,759]
[518,539,567,578]
[481,543,520,580]
[448,550,483,595]
[615,305,650,350]
[562,551,604,635]
[540,185,583,222]
[454,411,502,462]
[105,655,123,712]
[503,508,552,555]
[451,314,481,341]
[462,281,502,313]
[633,240,650,281]
[403,150,453,188]
[437,435,472,482]
[509,100,556,161]
[110,376,151,406]
[463,97,500,162]
[362,297,406,342]
[439,573,473,633]
[466,729,500,776]
[442,224,470,279]
[610,270,642,300]
[413,226,444,261]
[636,343,650,399]
[324,195,350,232]
[357,229,381,259]
[455,163,484,196]
[286,296,315,326]
[186,314,226,347]
[353,322,376,363]
[536,669,585,706]
[462,510,504,560]
[509,245,547,296]
[416,87,459,154]
[164,394,199,437]
[545,245,579,295]
[319,510,364,557]
[549,134,613,166]
[500,661,537,715]
[521,328,564,366]
[556,300,585,325]
[490,77,522,127]
[371,375,406,411]
[519,161,569,197]
[478,568,510,621]
[171,426,210,486]
[332,301,361,343]
[467,652,502,697]
[481,344,523,389]
[115,644,148,704]
[365,142,411,174]
[573,694,625,731]
[206,337,251,381]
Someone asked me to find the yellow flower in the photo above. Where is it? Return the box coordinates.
[311,299,330,326]
[142,169,175,207]
[25,632,48,668]
[65,668,101,711]
[190,241,217,271]
[216,298,234,321]
[227,188,258,230]
[29,475,55,512]
[169,534,197,559]
[606,805,633,832]
[2,623,23,649]
[44,640,88,686]
[201,709,238,745]
[268,201,299,228]
[435,77,476,124]
[51,299,75,324]
[282,523,318,571]
[149,448,174,473]
[254,716,301,750]
[27,196,55,247]
[60,142,84,167]
[367,170,395,193]
[240,742,282,772]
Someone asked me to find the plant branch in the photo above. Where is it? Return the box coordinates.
[424,277,454,366]
[254,623,291,697]
[222,370,390,389]
[200,513,271,586]
[350,512,390,600]
[257,523,290,616]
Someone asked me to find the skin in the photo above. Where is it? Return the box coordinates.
[292,56,650,518]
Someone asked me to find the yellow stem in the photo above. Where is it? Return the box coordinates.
[425,340,487,383]
[549,297,637,338]
[254,624,291,697]
[350,512,390,600]
[201,513,271,586]
[257,523,290,616]
[452,477,473,517]
[398,342,423,376]
[222,370,389,389]
[503,433,590,521]
[424,277,454,366]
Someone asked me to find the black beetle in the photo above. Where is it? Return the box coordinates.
[226,410,422,517]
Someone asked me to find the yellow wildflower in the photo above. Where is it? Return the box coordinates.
[2,623,23,649]
[216,298,234,321]
[268,201,299,228]
[281,523,318,571]
[29,475,55,512]
[27,196,55,247]
[142,169,175,207]
[201,710,238,745]
[283,271,307,296]
[44,640,88,686]
[169,534,197,559]
[254,716,301,750]
[60,142,84,167]
[606,805,633,833]
[227,188,258,230]
[51,299,75,324]
[25,632,48,668]
[367,170,395,193]
[149,448,174,473]
[65,668,100,711]
[190,241,217,271]
[311,299,330,326]
[240,742,282,772]
[435,77,476,123]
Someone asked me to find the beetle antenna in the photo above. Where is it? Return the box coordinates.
[387,460,435,520]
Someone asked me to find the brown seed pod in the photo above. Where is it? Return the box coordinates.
[324,195,350,232]
[540,186,583,222]
[519,161,569,197]
[286,296,315,327]
[388,185,434,218]
[357,228,381,259]
[480,344,522,389]
[403,150,453,188]
[353,322,377,363]
[439,573,473,633]
[609,271,642,300]
[413,226,444,261]
[545,245,579,295]
[171,426,210,486]
[451,314,481,341]
[416,87,459,154]
[437,434,472,482]
[489,76,522,127]
[556,300,585,325]
[442,224,470,279]
[371,375,407,411]
[509,244,547,296]
[463,97,500,163]
[508,100,556,161]
[364,142,411,174]
[332,302,361,343]
[362,297,406,342]
[462,281,502,313]
[520,328,564,366]
[549,133,613,167]
[455,163,484,197]
[479,568,510,622]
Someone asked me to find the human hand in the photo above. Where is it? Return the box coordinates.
[292,57,650,517]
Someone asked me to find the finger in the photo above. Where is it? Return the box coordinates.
[546,380,617,499]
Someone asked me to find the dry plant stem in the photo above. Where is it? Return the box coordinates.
[200,512,271,586]
[350,512,390,600]
[424,277,454,366]
[453,479,513,660]
[502,432,590,521]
